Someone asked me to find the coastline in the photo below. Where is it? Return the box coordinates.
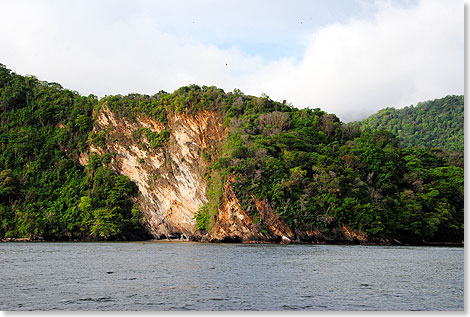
[1,236,463,247]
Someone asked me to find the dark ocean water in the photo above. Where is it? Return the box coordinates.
[0,242,463,311]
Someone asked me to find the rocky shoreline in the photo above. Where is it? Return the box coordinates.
[1,236,463,247]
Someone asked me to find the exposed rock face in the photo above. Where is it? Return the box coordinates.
[206,178,296,243]
[209,178,256,242]
[87,106,225,239]
[84,106,370,244]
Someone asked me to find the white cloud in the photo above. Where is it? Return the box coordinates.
[0,0,266,95]
[237,0,463,121]
[0,0,463,122]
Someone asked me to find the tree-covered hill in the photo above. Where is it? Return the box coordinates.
[0,64,147,240]
[354,95,464,151]
[89,85,465,243]
[0,64,464,243]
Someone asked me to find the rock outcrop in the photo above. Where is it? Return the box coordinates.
[85,106,224,239]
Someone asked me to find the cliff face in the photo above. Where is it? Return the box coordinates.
[208,178,296,242]
[83,106,370,243]
[82,106,225,239]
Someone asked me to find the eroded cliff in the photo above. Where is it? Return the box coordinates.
[81,106,225,239]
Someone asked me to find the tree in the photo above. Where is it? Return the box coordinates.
[90,207,120,239]
[0,169,17,203]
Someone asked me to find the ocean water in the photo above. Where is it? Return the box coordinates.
[0,242,464,311]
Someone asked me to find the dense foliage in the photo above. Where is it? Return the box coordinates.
[189,88,464,243]
[0,64,464,243]
[355,95,464,151]
[0,64,145,240]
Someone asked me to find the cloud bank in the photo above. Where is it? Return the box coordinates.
[239,0,463,121]
[0,0,463,122]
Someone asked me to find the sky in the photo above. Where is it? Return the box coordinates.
[0,0,464,122]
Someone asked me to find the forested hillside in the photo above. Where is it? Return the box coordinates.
[198,92,463,243]
[0,64,464,243]
[0,64,147,240]
[355,96,464,151]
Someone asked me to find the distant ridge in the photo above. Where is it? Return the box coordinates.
[354,95,464,152]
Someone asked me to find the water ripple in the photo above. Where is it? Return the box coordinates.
[0,242,463,311]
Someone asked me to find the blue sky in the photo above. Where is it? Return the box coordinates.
[0,0,463,122]
[150,0,418,60]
